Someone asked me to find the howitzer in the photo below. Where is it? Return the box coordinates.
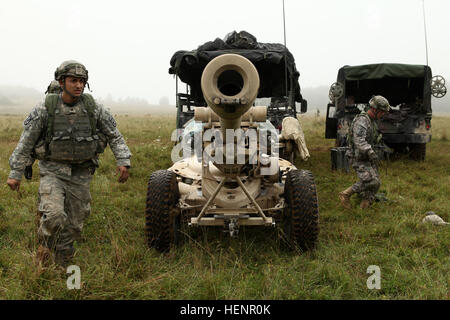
[145,54,319,253]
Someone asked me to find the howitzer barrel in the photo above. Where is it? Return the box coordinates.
[201,54,260,131]
[195,106,267,123]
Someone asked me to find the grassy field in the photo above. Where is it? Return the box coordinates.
[0,113,448,300]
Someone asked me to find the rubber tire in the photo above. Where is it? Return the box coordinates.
[145,170,181,253]
[409,143,426,161]
[282,169,319,251]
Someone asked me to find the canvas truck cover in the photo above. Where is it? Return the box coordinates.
[169,31,303,105]
[336,63,432,113]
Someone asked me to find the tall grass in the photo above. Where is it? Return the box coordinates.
[0,114,448,299]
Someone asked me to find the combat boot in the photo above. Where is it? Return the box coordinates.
[55,248,75,268]
[35,245,52,267]
[360,199,371,209]
[339,187,354,209]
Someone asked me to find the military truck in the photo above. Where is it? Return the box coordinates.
[326,63,446,162]
[170,31,309,162]
[146,51,319,253]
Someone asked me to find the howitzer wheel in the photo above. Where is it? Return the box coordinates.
[145,170,181,252]
[281,170,319,251]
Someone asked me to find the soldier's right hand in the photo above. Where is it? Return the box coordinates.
[6,178,21,191]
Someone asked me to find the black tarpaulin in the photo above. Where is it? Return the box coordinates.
[339,63,428,80]
[335,63,432,112]
[169,31,302,103]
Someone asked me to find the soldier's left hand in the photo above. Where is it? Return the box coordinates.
[6,178,21,191]
[117,166,129,183]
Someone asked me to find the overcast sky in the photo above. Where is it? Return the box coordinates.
[0,0,449,104]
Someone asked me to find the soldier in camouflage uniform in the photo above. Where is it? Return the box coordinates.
[24,80,64,180]
[6,60,131,266]
[339,96,390,209]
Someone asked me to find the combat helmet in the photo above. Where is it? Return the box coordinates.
[369,95,390,111]
[54,60,88,81]
[45,80,62,94]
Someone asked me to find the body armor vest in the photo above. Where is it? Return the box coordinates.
[46,96,99,163]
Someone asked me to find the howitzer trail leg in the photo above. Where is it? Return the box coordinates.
[236,176,271,224]
[195,178,226,222]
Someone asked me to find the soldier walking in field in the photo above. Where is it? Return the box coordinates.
[6,60,131,266]
[339,96,390,209]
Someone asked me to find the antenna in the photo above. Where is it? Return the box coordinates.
[282,0,287,46]
[282,0,288,98]
[422,0,429,66]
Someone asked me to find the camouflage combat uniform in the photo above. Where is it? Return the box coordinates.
[9,94,131,264]
[339,95,390,209]
[346,112,382,203]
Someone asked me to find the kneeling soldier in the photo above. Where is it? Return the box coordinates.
[339,95,390,209]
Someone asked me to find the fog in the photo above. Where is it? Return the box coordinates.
[0,0,449,108]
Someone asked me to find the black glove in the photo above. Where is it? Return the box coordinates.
[24,165,33,180]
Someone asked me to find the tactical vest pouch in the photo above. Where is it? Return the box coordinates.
[72,137,98,161]
[48,136,98,162]
[33,139,47,160]
[43,93,99,163]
